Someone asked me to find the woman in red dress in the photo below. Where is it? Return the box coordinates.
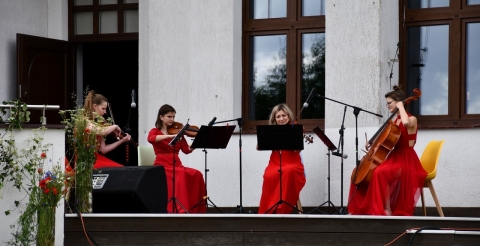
[84,90,131,169]
[147,104,206,213]
[347,86,427,216]
[258,103,306,214]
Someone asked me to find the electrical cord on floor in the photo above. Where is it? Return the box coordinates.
[70,202,99,246]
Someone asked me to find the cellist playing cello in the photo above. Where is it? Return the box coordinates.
[347,86,427,216]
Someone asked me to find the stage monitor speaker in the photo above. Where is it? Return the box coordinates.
[92,166,167,213]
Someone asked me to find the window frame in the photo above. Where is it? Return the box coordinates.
[399,0,480,128]
[68,0,138,42]
[242,0,326,133]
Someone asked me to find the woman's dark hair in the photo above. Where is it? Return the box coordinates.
[385,85,406,102]
[155,104,176,129]
[84,90,108,120]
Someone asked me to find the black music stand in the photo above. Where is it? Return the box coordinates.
[308,126,340,214]
[257,124,304,214]
[167,123,190,213]
[189,125,236,213]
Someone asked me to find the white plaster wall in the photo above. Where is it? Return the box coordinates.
[0,0,48,102]
[0,128,65,245]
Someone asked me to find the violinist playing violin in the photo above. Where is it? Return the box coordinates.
[257,103,306,214]
[147,104,206,213]
[347,86,427,216]
[84,90,132,169]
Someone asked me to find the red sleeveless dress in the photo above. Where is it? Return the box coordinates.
[347,115,427,215]
[258,150,306,214]
[93,135,124,169]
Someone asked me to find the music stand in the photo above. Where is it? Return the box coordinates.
[189,125,236,213]
[257,124,304,214]
[308,126,340,214]
[167,123,190,213]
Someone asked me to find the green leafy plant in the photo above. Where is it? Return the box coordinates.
[0,100,67,246]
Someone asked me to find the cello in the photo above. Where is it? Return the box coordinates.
[350,88,421,188]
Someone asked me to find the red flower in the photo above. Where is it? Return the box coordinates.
[85,128,90,134]
[43,188,50,194]
[52,187,58,195]
[40,152,46,159]
[37,168,43,174]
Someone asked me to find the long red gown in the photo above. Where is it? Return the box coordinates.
[148,128,206,213]
[347,115,427,216]
[258,150,306,214]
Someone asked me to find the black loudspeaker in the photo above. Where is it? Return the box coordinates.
[92,166,167,213]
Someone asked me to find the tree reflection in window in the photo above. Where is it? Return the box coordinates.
[301,33,325,119]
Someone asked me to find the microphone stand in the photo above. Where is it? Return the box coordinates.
[314,94,382,214]
[214,117,245,213]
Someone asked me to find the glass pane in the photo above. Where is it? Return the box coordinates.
[251,0,287,19]
[467,0,480,4]
[99,0,117,4]
[249,35,287,120]
[74,0,92,6]
[466,23,480,114]
[74,12,93,35]
[99,11,118,34]
[406,25,449,116]
[408,0,449,8]
[302,0,325,16]
[124,10,139,33]
[301,33,325,119]
[124,0,139,3]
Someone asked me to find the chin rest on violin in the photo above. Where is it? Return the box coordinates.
[167,121,199,138]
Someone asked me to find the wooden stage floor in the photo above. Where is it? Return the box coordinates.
[64,210,480,246]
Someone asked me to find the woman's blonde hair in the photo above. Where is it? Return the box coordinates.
[83,90,108,120]
[268,103,294,125]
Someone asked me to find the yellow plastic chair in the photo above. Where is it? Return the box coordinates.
[137,146,155,166]
[419,140,445,217]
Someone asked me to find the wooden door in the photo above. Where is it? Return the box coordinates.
[17,33,74,125]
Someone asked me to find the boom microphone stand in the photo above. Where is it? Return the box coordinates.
[213,117,245,213]
[313,93,382,214]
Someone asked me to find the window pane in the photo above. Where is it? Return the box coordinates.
[467,0,480,4]
[124,10,139,33]
[301,33,325,119]
[74,12,93,35]
[406,25,449,116]
[124,0,139,3]
[99,11,118,34]
[99,0,117,4]
[408,0,449,8]
[249,35,287,120]
[466,23,480,114]
[251,0,287,19]
[74,0,92,6]
[302,0,325,16]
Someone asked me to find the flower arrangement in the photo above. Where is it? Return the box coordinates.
[59,90,108,213]
[0,100,68,246]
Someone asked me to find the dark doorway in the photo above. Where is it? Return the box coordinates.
[83,41,139,166]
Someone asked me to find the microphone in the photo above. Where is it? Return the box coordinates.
[208,117,217,127]
[303,88,316,108]
[332,152,348,159]
[131,90,136,108]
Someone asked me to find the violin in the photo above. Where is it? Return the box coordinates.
[106,103,138,147]
[350,88,421,188]
[167,121,199,138]
[290,120,313,144]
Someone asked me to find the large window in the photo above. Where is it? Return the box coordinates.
[242,0,326,132]
[68,0,139,42]
[400,0,480,127]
